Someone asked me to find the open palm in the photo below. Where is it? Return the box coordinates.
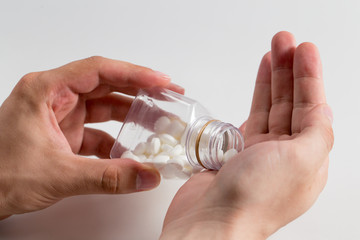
[161,32,333,238]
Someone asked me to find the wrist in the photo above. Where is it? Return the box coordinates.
[160,208,270,240]
[160,222,265,240]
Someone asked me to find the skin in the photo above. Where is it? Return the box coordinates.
[0,56,184,219]
[160,31,334,239]
[0,31,333,239]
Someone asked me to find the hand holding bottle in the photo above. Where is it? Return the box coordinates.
[160,31,334,240]
[0,57,183,219]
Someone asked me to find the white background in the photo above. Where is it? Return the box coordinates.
[0,0,359,239]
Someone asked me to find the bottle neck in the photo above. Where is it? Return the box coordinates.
[185,116,244,170]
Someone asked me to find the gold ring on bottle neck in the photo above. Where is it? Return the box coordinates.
[195,119,219,169]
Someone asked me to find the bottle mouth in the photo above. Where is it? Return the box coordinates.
[209,123,244,168]
[185,116,212,169]
[185,117,244,170]
[194,119,220,169]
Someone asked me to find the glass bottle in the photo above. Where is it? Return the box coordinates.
[110,87,244,179]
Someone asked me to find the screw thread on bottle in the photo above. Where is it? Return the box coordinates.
[186,117,244,170]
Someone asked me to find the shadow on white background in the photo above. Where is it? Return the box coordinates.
[0,180,184,240]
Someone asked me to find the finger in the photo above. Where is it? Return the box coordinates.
[239,120,247,136]
[79,128,115,158]
[295,104,333,170]
[85,91,178,130]
[245,52,272,138]
[113,82,185,97]
[268,31,296,135]
[42,56,172,95]
[292,42,325,133]
[85,94,133,123]
[63,156,161,195]
[83,82,185,100]
[165,82,185,95]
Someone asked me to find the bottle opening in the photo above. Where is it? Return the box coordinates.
[186,117,244,170]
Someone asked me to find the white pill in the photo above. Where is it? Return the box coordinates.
[169,144,184,157]
[167,157,185,170]
[133,142,147,155]
[172,154,187,164]
[154,116,171,134]
[161,144,174,153]
[159,133,178,146]
[149,137,161,155]
[138,154,147,161]
[156,151,168,156]
[166,119,186,139]
[175,167,192,179]
[152,154,169,169]
[120,150,140,161]
[161,164,177,179]
[146,133,158,143]
[153,154,170,163]
[152,162,166,170]
[180,163,196,177]
[223,149,238,164]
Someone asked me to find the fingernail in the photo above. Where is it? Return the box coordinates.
[136,169,160,191]
[322,105,333,124]
[168,82,185,94]
[154,71,171,81]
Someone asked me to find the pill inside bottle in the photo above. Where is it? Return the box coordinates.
[110,87,244,179]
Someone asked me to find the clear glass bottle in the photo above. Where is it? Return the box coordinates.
[110,87,244,179]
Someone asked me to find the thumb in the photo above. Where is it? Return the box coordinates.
[64,157,161,196]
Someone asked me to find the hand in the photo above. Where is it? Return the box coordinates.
[160,32,334,239]
[0,56,184,219]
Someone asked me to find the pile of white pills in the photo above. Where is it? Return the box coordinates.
[121,116,239,179]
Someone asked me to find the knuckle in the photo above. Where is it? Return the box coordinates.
[101,165,121,194]
[20,72,39,84]
[100,162,139,194]
[84,56,105,67]
[293,101,317,109]
[271,96,293,106]
[17,72,40,91]
[14,72,44,106]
